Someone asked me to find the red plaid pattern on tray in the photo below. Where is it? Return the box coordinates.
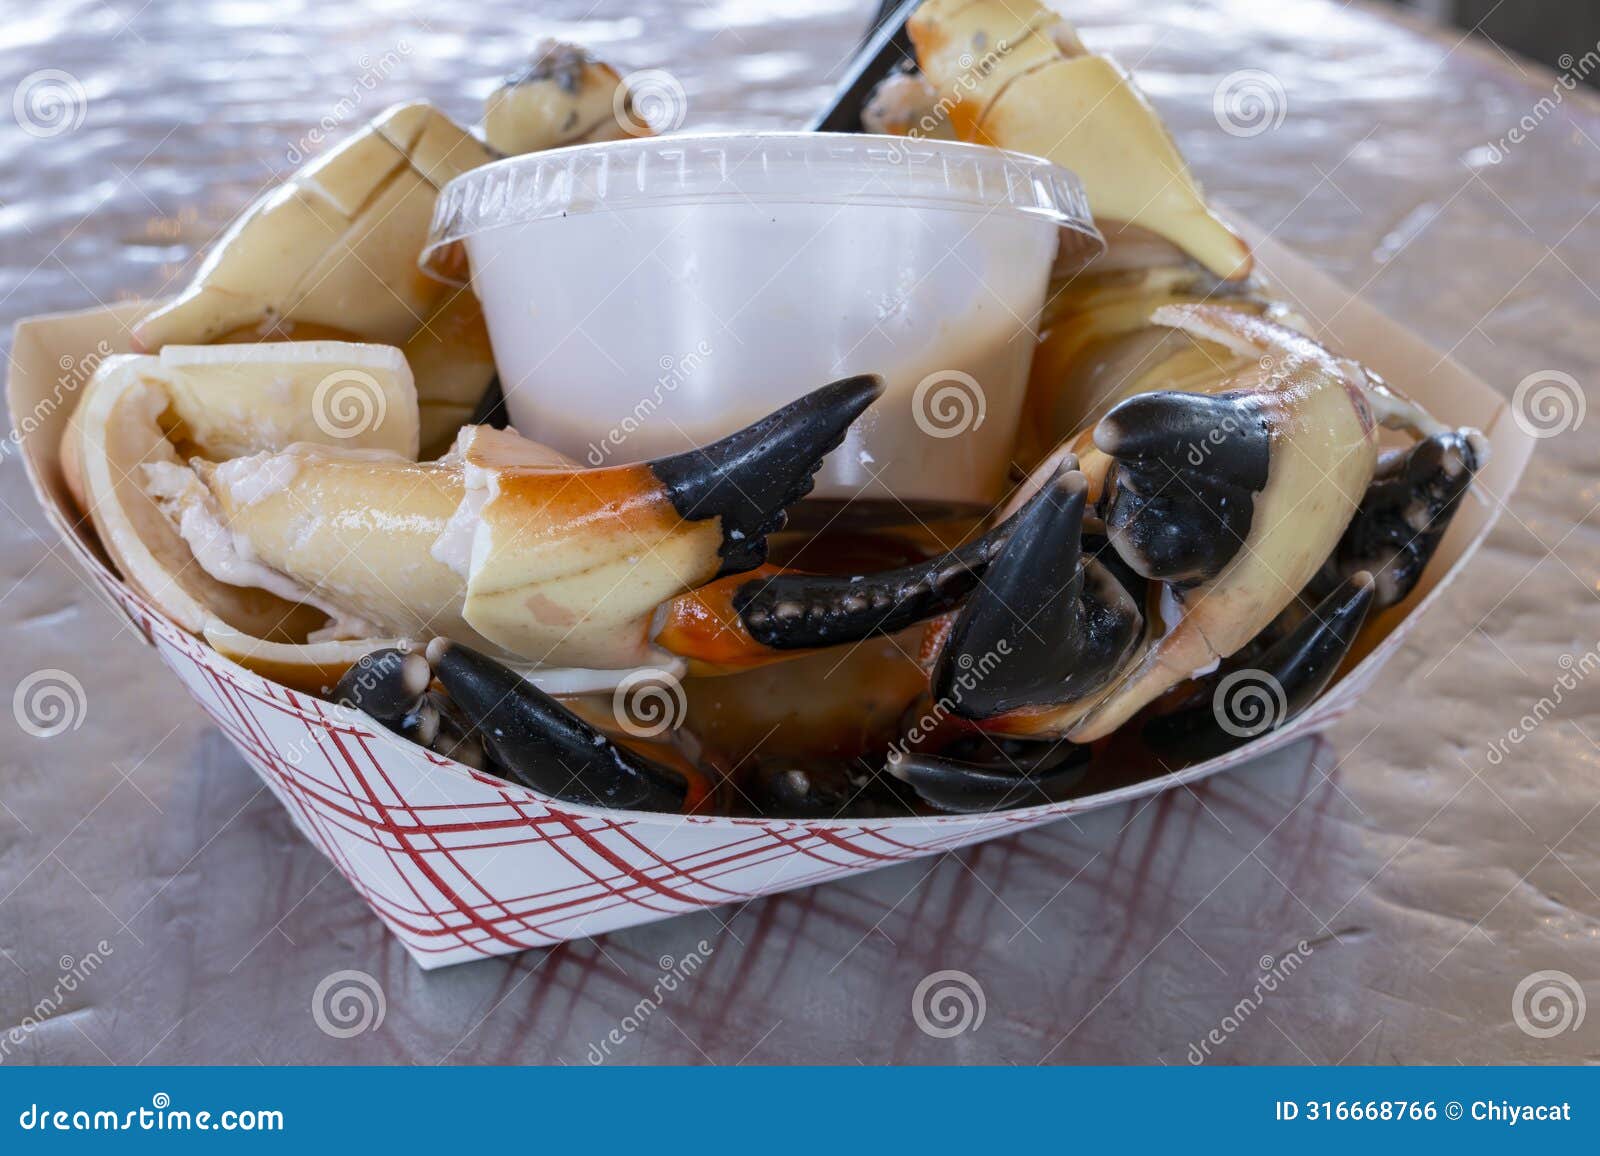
[66,524,1336,969]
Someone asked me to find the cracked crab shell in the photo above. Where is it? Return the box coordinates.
[131,102,493,351]
[65,355,325,638]
[978,54,1250,280]
[906,0,1062,139]
[65,343,422,641]
[154,341,421,459]
[459,459,724,671]
[907,0,1249,280]
[1069,306,1381,741]
[203,450,473,641]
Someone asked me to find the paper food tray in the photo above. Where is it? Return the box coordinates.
[6,230,1534,969]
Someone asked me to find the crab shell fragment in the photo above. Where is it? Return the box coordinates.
[132,102,490,353]
[483,39,645,153]
[131,44,647,455]
[905,0,1251,280]
[62,343,421,644]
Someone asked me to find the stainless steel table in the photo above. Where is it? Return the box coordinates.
[2,0,1596,1064]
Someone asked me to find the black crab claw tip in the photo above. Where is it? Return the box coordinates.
[732,494,1035,651]
[1094,389,1271,586]
[425,639,688,814]
[808,0,920,131]
[887,744,1091,815]
[1145,571,1375,760]
[933,467,1144,722]
[1315,428,1485,609]
[333,647,431,725]
[650,374,884,575]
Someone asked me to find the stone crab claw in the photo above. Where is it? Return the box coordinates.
[647,449,1149,674]
[426,638,702,813]
[891,572,1377,814]
[927,304,1391,743]
[650,492,1033,673]
[1312,427,1487,609]
[1143,571,1377,761]
[175,374,884,675]
[930,464,1145,725]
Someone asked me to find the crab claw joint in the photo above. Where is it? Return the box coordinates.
[427,639,689,813]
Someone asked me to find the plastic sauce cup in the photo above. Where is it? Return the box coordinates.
[424,132,1101,509]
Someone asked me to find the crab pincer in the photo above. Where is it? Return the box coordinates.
[887,740,1091,814]
[1094,389,1271,586]
[1313,429,1486,609]
[650,374,885,575]
[930,463,1145,727]
[652,492,1034,669]
[1143,571,1376,759]
[426,639,696,813]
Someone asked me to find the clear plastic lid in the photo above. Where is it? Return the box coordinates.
[421,131,1102,283]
